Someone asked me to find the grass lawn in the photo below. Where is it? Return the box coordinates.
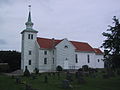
[0,72,120,90]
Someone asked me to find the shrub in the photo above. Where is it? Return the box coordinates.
[24,66,30,77]
[56,65,63,71]
[82,65,89,71]
[0,63,9,73]
[34,68,39,74]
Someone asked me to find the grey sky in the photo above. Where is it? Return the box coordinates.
[0,0,120,51]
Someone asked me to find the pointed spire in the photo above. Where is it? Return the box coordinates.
[25,5,34,29]
[28,13,31,22]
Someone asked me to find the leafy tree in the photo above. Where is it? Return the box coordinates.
[0,50,21,72]
[102,16,120,68]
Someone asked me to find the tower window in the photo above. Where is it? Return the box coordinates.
[31,34,33,39]
[44,51,47,55]
[87,55,90,63]
[29,60,31,65]
[29,50,32,55]
[44,58,47,64]
[28,34,33,39]
[75,54,78,63]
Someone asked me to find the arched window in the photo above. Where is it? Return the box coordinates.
[87,55,90,63]
[44,58,47,64]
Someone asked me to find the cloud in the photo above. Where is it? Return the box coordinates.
[0,39,7,45]
[0,0,11,5]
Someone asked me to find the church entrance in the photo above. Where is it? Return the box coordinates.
[64,60,69,69]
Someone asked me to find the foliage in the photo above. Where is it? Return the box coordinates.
[56,65,63,71]
[0,63,9,73]
[101,16,120,68]
[0,50,21,72]
[82,65,89,71]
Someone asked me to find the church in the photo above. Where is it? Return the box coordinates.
[21,10,104,72]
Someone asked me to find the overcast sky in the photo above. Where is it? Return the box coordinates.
[0,0,120,51]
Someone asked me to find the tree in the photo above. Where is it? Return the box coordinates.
[56,65,63,71]
[0,50,21,72]
[101,16,120,69]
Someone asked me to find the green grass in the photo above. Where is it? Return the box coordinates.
[0,72,120,90]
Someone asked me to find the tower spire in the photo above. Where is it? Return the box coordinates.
[28,5,31,22]
[25,4,34,29]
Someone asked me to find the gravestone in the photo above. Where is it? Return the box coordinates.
[77,77,85,84]
[66,71,73,82]
[25,84,32,90]
[44,75,48,83]
[62,80,72,88]
[15,77,21,84]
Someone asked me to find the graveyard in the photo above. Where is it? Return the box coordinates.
[0,69,120,90]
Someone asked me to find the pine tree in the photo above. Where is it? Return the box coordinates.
[102,16,120,68]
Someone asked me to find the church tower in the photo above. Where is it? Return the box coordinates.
[21,5,38,72]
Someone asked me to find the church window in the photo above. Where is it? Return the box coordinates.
[53,58,54,64]
[44,51,47,55]
[29,50,32,55]
[87,55,90,63]
[29,60,31,65]
[53,50,54,55]
[75,54,78,63]
[44,58,47,64]
[98,59,100,62]
[64,45,68,48]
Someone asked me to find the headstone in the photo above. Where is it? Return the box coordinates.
[15,77,21,84]
[25,84,32,90]
[62,80,72,88]
[31,74,37,80]
[77,77,85,84]
[66,72,73,82]
[57,72,60,79]
[44,75,48,83]
[11,75,15,79]
[102,74,109,79]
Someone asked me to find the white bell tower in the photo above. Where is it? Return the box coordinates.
[21,5,38,72]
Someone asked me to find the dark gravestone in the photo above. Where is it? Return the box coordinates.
[15,77,21,84]
[25,84,32,90]
[52,72,55,76]
[102,74,110,79]
[62,80,72,88]
[44,75,48,83]
[11,75,15,79]
[75,72,78,79]
[31,74,37,80]
[48,72,52,76]
[66,72,73,82]
[78,77,86,84]
[57,72,60,79]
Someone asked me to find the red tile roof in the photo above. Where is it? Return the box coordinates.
[94,48,103,54]
[37,37,62,49]
[37,37,95,52]
[70,41,94,52]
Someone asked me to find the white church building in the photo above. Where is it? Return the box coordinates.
[21,11,104,72]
